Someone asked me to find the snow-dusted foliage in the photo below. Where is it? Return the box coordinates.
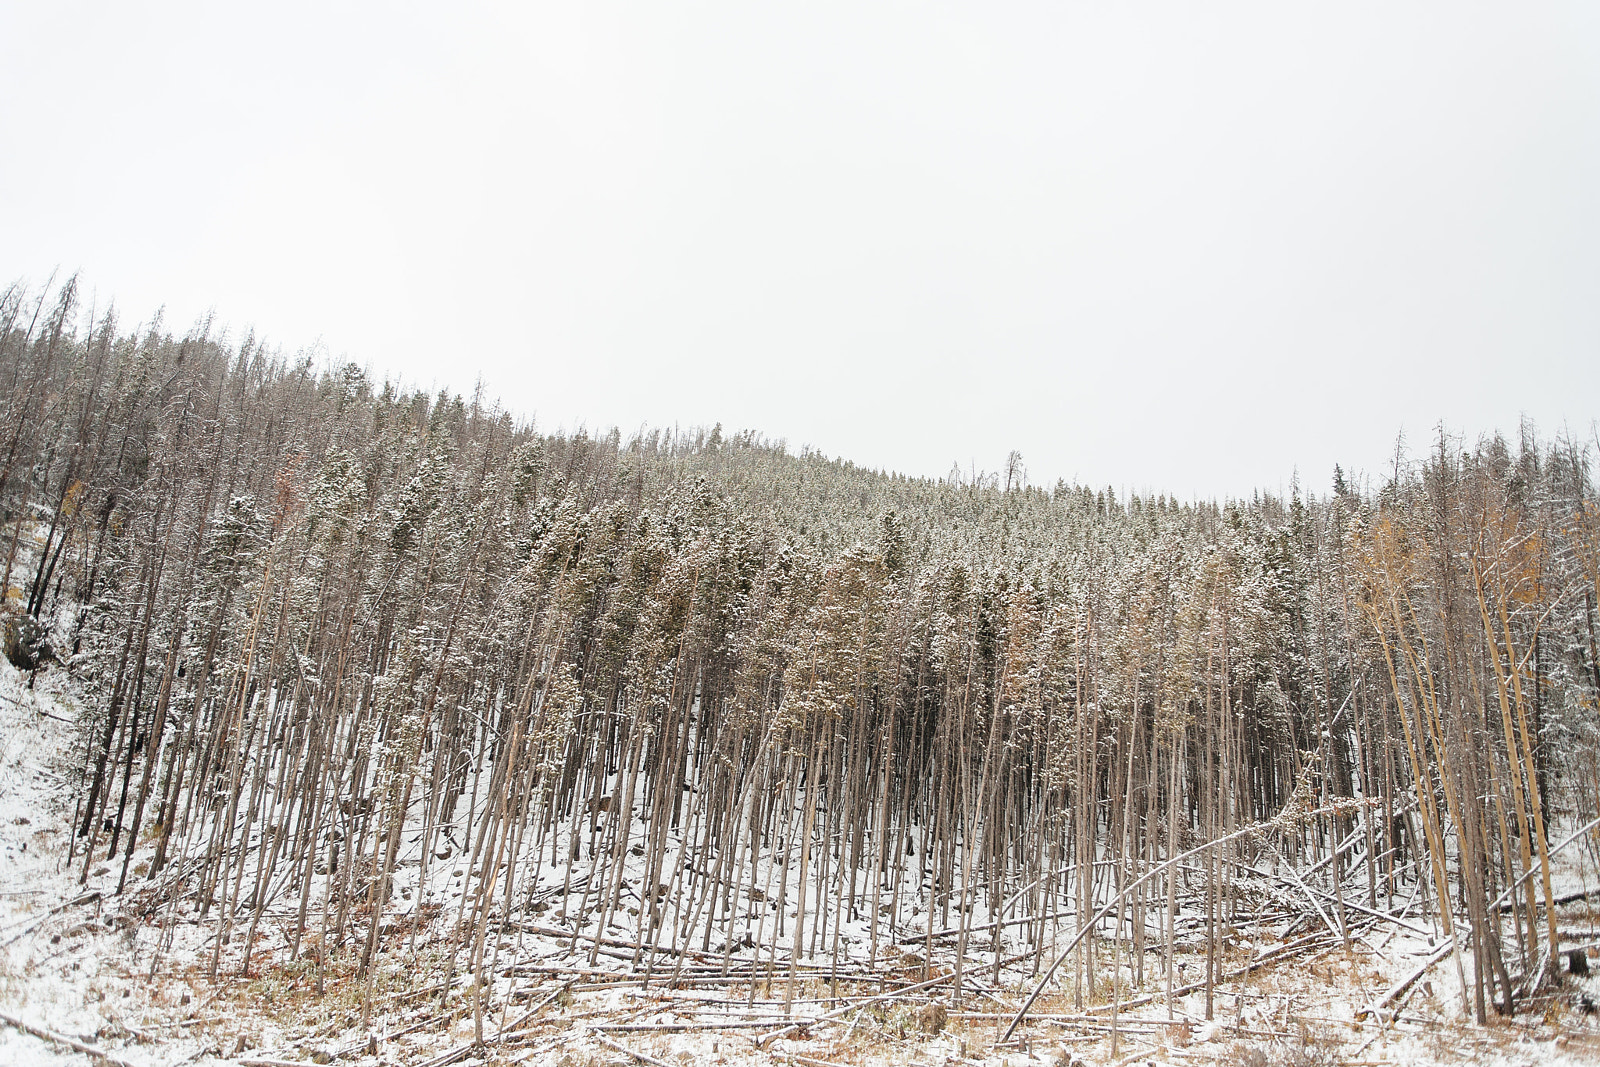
[2,277,1599,1052]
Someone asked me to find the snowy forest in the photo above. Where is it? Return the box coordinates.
[4,277,1600,1065]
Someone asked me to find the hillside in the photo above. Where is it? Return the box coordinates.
[3,278,1600,1065]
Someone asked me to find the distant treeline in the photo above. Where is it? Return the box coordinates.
[3,276,1598,1022]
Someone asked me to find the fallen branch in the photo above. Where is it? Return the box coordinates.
[414,1042,475,1067]
[1497,885,1600,914]
[1355,939,1451,1022]
[0,889,102,945]
[1491,815,1600,916]
[1226,858,1432,937]
[593,1030,677,1067]
[0,1010,138,1067]
[898,907,1078,943]
[775,1053,852,1067]
[599,1018,798,1032]
[754,968,960,1047]
[1074,932,1336,1017]
[1001,799,1369,1042]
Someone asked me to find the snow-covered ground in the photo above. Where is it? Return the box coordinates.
[1,656,208,1066]
[7,653,1600,1067]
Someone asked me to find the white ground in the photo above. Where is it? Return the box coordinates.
[6,654,1600,1066]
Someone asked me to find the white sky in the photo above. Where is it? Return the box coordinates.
[3,3,1598,501]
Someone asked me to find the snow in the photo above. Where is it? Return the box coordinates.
[7,654,1600,1066]
[0,658,202,1066]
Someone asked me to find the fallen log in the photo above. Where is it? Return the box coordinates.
[1355,939,1451,1022]
[1000,799,1371,1043]
[594,1030,677,1067]
[0,1010,138,1067]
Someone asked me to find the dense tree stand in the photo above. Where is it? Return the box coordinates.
[3,278,1599,1055]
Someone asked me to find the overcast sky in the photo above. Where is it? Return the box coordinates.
[3,3,1597,500]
